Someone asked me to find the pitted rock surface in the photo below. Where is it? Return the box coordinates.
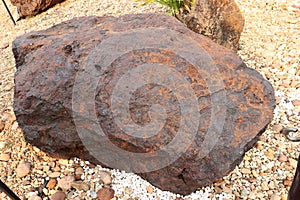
[13,13,275,195]
[10,0,64,17]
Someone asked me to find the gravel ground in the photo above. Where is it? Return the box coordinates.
[0,0,299,199]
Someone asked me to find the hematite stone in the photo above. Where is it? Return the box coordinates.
[13,13,275,195]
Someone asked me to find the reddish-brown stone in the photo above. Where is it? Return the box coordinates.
[176,0,244,51]
[10,0,64,17]
[13,13,275,195]
[97,188,115,200]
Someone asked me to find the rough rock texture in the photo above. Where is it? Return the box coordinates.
[13,13,275,195]
[176,0,244,51]
[10,0,65,17]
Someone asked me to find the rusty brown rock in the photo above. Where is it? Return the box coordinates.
[10,0,65,17]
[97,188,115,200]
[13,13,275,195]
[176,0,244,51]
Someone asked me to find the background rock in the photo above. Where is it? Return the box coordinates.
[177,0,244,51]
[13,13,275,195]
[10,0,65,17]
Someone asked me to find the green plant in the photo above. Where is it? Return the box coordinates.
[138,0,195,16]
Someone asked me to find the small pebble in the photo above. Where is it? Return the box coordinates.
[75,167,84,180]
[33,146,41,153]
[49,172,61,178]
[243,155,251,161]
[57,175,75,190]
[58,159,69,166]
[99,171,112,185]
[50,191,66,200]
[292,100,300,106]
[278,154,288,162]
[46,179,57,189]
[272,124,283,132]
[289,158,298,168]
[0,120,4,132]
[124,187,133,195]
[71,181,90,191]
[261,182,269,190]
[256,142,264,150]
[11,121,18,131]
[75,167,84,174]
[241,168,251,174]
[16,161,31,178]
[146,185,154,193]
[0,142,6,149]
[270,194,281,200]
[241,189,248,197]
[28,195,42,200]
[0,42,9,49]
[97,187,115,200]
[53,166,61,172]
[283,179,293,186]
[0,153,10,161]
[252,170,259,178]
[265,151,275,160]
[43,188,49,195]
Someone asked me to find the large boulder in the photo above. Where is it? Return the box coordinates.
[10,0,64,17]
[13,13,275,195]
[176,0,244,51]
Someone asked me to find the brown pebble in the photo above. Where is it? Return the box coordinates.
[58,175,75,190]
[292,100,300,106]
[53,166,61,172]
[16,161,31,178]
[50,191,66,200]
[75,167,84,174]
[46,179,57,189]
[146,185,154,193]
[256,142,264,150]
[0,42,9,49]
[214,186,222,194]
[0,153,10,161]
[278,154,288,162]
[283,179,293,186]
[97,187,115,200]
[0,120,4,132]
[75,173,82,180]
[75,167,84,180]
